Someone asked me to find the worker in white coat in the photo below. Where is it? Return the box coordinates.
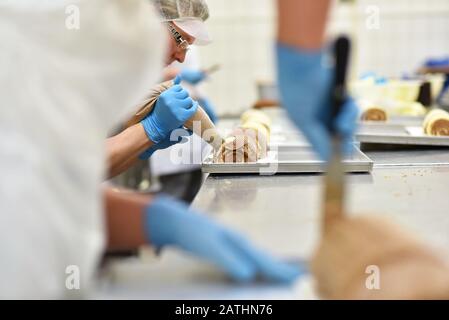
[150,46,216,202]
[0,0,300,299]
[0,0,164,298]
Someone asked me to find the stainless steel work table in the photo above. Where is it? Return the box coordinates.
[97,148,449,299]
[97,114,449,299]
[193,151,449,258]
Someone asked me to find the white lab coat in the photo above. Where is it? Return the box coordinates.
[0,0,164,298]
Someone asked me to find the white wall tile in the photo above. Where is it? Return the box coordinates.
[197,0,449,116]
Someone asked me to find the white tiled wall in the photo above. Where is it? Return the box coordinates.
[195,0,449,116]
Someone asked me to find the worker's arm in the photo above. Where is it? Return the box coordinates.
[105,76,198,178]
[276,0,358,160]
[105,125,192,179]
[103,187,303,283]
[104,187,150,250]
[277,0,331,49]
[106,124,152,179]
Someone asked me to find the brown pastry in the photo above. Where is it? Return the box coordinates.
[214,109,271,163]
[214,129,260,163]
[423,109,449,136]
[311,215,449,299]
[360,107,388,121]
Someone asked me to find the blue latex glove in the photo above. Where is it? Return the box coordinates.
[180,69,207,85]
[276,43,359,160]
[198,97,218,124]
[425,56,449,67]
[141,75,198,144]
[139,127,192,160]
[145,195,304,283]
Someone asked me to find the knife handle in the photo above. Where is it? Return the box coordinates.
[330,36,351,134]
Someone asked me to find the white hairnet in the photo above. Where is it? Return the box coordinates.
[152,0,211,45]
[153,0,209,22]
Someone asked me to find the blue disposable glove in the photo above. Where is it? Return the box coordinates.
[198,97,218,124]
[180,69,207,85]
[276,43,359,160]
[145,195,304,283]
[424,56,449,68]
[139,127,192,160]
[141,76,198,144]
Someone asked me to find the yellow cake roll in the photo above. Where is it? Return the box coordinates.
[423,109,449,136]
[359,100,388,122]
[360,107,388,121]
[240,109,272,133]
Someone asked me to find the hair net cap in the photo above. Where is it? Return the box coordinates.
[153,0,211,45]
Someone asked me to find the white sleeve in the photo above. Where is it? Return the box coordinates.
[0,0,165,132]
[0,0,165,298]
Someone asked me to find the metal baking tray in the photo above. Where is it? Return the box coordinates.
[202,146,373,174]
[356,123,449,146]
[359,115,424,126]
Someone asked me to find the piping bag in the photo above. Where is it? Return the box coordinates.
[322,36,351,232]
[203,63,220,75]
[125,80,224,151]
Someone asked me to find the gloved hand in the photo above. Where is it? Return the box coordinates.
[139,127,192,160]
[145,195,303,283]
[276,43,359,160]
[180,69,207,85]
[141,75,198,144]
[198,97,218,124]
